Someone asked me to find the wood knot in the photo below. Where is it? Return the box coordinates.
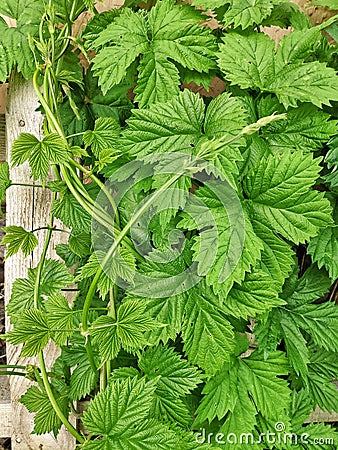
[18,119,25,127]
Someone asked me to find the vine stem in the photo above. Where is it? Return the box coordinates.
[81,171,183,358]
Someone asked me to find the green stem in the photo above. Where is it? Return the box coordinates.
[66,132,85,139]
[38,353,84,443]
[0,364,26,370]
[81,172,182,345]
[0,371,26,377]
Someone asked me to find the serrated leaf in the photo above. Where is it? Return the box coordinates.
[7,259,73,317]
[218,32,338,108]
[0,161,11,203]
[260,101,338,152]
[11,133,69,181]
[270,61,338,108]
[69,359,99,401]
[6,309,50,357]
[82,376,179,448]
[44,294,75,346]
[222,0,275,29]
[196,351,290,425]
[52,191,92,232]
[91,300,159,364]
[218,32,275,90]
[280,318,310,378]
[244,150,332,243]
[308,226,338,281]
[182,283,235,375]
[1,225,38,258]
[83,117,121,157]
[139,345,202,396]
[252,220,294,290]
[20,384,69,435]
[92,1,216,105]
[134,50,180,108]
[224,270,284,318]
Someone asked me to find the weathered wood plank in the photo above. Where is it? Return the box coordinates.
[0,401,12,438]
[5,73,75,449]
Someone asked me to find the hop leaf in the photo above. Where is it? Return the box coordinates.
[83,117,121,157]
[244,150,332,243]
[11,133,69,181]
[82,376,179,448]
[91,300,160,364]
[1,225,38,258]
[92,1,217,106]
[218,31,338,108]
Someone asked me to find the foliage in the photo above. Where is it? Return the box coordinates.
[0,0,338,448]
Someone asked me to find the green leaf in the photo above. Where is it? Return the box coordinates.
[0,162,11,203]
[222,0,275,29]
[92,1,216,106]
[83,117,121,157]
[6,309,50,357]
[82,376,179,448]
[218,32,275,90]
[134,50,180,108]
[92,9,149,91]
[20,384,69,435]
[139,345,202,396]
[120,89,204,157]
[280,318,310,379]
[69,357,99,401]
[308,226,338,281]
[182,283,235,375]
[282,265,331,307]
[325,137,338,188]
[310,0,338,8]
[270,61,338,108]
[218,32,338,107]
[52,191,92,233]
[196,351,290,425]
[224,269,284,318]
[244,150,332,243]
[44,294,75,346]
[11,133,69,181]
[252,220,294,290]
[259,101,338,152]
[1,225,38,258]
[286,302,338,352]
[91,300,159,364]
[7,259,73,317]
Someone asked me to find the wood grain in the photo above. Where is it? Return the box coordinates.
[5,73,75,449]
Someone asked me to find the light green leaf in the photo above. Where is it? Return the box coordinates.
[52,191,92,233]
[20,384,69,435]
[6,309,50,357]
[92,9,149,92]
[44,294,75,346]
[1,225,38,258]
[252,220,294,290]
[308,226,338,281]
[218,32,275,90]
[7,259,73,317]
[11,133,69,180]
[91,300,159,364]
[182,283,235,375]
[83,117,121,157]
[139,345,202,396]
[222,0,275,29]
[0,162,11,204]
[270,61,338,108]
[224,270,284,318]
[134,50,180,108]
[244,150,332,243]
[82,376,179,448]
